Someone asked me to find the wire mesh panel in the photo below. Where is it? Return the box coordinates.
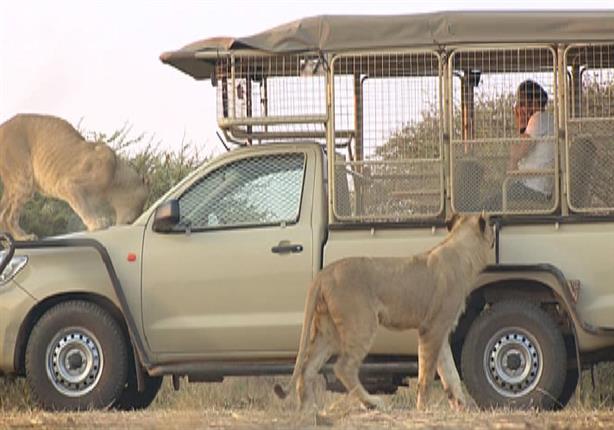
[177,153,306,229]
[565,44,614,212]
[331,51,443,221]
[215,55,327,143]
[449,46,558,214]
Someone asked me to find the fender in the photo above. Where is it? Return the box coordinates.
[11,238,154,388]
[477,264,614,337]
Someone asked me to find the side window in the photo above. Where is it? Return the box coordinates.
[177,153,306,230]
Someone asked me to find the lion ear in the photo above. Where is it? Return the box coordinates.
[445,213,460,232]
[479,214,486,234]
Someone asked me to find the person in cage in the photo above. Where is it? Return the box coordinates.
[506,80,556,201]
[481,80,556,212]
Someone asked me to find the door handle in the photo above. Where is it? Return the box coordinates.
[271,242,304,254]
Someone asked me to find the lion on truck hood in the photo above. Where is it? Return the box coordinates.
[0,114,148,240]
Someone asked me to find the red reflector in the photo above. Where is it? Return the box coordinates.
[127,253,137,262]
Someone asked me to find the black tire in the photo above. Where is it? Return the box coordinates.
[25,301,129,411]
[114,372,163,411]
[461,300,567,410]
[557,368,579,409]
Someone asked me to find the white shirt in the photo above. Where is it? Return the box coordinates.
[517,110,556,195]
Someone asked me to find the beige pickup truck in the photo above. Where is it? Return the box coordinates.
[2,11,614,411]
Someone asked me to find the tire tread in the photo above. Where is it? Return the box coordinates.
[25,300,129,411]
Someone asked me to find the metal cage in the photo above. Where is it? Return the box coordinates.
[565,43,614,213]
[210,42,614,222]
[449,46,558,215]
[215,54,328,144]
[330,51,444,222]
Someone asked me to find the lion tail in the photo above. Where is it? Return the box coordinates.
[274,277,322,400]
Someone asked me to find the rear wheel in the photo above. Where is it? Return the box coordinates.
[461,300,567,410]
[25,301,129,410]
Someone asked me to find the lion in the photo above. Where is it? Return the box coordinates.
[0,114,148,240]
[274,213,494,413]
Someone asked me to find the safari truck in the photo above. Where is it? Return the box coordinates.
[2,11,614,411]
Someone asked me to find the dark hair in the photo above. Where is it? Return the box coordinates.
[516,80,548,109]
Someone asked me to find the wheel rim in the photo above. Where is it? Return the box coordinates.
[45,328,104,397]
[483,327,542,398]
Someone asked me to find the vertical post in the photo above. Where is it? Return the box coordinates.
[354,73,363,164]
[461,71,476,153]
[353,73,364,215]
[245,76,253,145]
[441,52,451,218]
[326,54,336,223]
[221,77,229,119]
[230,56,236,120]
[571,64,582,119]
[561,46,576,216]
[262,78,268,136]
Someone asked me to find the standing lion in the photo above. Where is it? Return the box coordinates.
[0,114,148,240]
[275,214,494,413]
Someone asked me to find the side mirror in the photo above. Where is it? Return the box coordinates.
[152,200,180,233]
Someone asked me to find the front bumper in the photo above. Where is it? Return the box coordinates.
[0,281,36,374]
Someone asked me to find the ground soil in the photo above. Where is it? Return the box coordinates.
[2,408,614,429]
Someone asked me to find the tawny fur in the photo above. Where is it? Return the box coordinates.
[275,214,494,413]
[0,114,148,240]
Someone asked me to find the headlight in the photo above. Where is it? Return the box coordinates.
[0,250,28,286]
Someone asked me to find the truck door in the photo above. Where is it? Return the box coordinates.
[141,146,321,356]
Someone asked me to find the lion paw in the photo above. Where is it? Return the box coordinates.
[15,233,38,242]
[87,218,111,231]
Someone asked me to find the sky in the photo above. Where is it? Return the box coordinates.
[1,0,612,157]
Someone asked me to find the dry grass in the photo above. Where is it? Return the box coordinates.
[3,408,614,430]
[2,366,614,429]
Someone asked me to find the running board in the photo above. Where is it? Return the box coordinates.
[148,360,418,382]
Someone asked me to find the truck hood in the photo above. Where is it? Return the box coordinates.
[43,224,147,255]
[47,224,139,241]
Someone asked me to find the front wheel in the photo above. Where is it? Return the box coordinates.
[25,301,129,410]
[114,373,163,410]
[461,300,567,410]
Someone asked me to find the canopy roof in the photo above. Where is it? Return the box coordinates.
[160,11,614,80]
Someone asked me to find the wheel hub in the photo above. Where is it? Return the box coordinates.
[484,328,542,398]
[504,352,522,371]
[66,349,85,370]
[46,328,104,397]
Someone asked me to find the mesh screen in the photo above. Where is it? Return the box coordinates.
[450,47,558,214]
[451,139,557,213]
[565,44,614,212]
[333,161,443,221]
[331,51,443,221]
[177,153,305,229]
[215,55,326,143]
